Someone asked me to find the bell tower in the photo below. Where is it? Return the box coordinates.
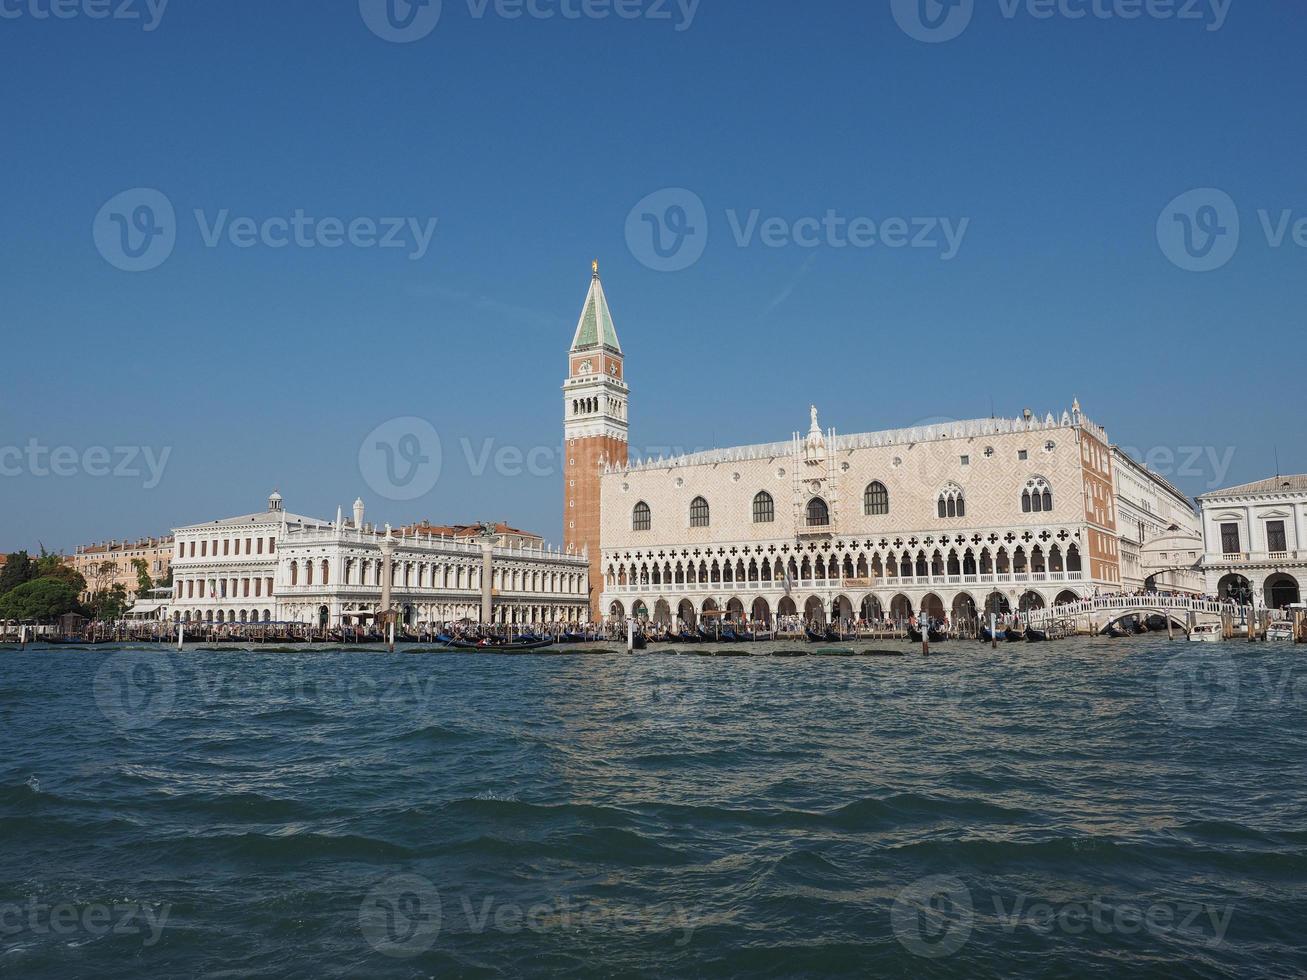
[563,261,628,619]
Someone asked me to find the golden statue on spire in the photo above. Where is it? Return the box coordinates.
[592,259,599,275]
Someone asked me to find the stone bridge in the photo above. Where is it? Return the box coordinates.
[1024,594,1258,633]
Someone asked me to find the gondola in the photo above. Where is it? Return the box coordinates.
[1024,626,1049,642]
[979,626,1004,643]
[674,630,700,644]
[1102,624,1130,638]
[805,628,828,642]
[448,637,554,653]
[632,632,648,650]
[1004,628,1025,642]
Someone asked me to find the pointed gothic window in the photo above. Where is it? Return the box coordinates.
[1022,477,1053,514]
[938,485,965,519]
[690,496,710,528]
[864,481,889,515]
[753,491,774,524]
[632,501,651,532]
[807,497,830,527]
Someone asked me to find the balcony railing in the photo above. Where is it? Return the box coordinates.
[1210,550,1302,565]
[608,569,1085,593]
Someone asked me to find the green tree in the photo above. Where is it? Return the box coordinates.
[88,583,131,622]
[0,578,79,622]
[131,558,153,597]
[32,551,87,594]
[0,552,34,596]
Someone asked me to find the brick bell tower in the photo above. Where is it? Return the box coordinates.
[564,260,628,619]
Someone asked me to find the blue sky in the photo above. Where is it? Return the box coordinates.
[2,0,1303,553]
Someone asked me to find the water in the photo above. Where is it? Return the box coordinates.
[1,638,1305,977]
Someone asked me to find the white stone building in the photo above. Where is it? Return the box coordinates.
[597,404,1122,628]
[169,493,589,626]
[1110,447,1204,594]
[1197,475,1307,611]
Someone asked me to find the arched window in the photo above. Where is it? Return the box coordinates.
[807,497,830,527]
[753,491,774,524]
[632,501,651,531]
[1022,477,1053,513]
[864,481,889,515]
[690,496,710,527]
[938,484,965,519]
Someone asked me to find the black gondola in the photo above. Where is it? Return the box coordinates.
[448,637,554,653]
[805,628,828,642]
[1024,627,1048,642]
[1004,628,1025,642]
[979,626,1004,643]
[1102,624,1129,638]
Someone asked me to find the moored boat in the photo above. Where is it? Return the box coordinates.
[1265,621,1295,643]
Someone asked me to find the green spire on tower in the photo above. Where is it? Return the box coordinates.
[570,260,622,353]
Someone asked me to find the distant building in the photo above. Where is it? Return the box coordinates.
[1109,447,1203,594]
[67,536,174,601]
[398,521,544,551]
[1197,475,1306,610]
[169,493,587,626]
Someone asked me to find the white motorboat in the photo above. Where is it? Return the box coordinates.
[1265,621,1296,643]
[1188,623,1223,643]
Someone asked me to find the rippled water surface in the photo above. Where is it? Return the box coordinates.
[2,638,1305,977]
